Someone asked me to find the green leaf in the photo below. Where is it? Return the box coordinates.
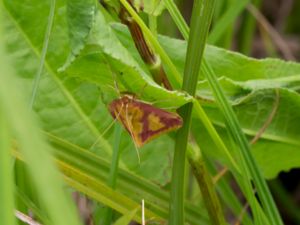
[60,0,96,71]
[3,0,112,157]
[196,77,300,178]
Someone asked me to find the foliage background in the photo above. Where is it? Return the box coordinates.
[0,0,300,224]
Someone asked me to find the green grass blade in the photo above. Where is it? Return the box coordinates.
[0,9,82,224]
[164,0,239,171]
[102,123,123,225]
[164,0,189,39]
[205,160,253,225]
[15,187,51,225]
[169,0,216,224]
[202,59,284,225]
[163,1,282,224]
[208,0,249,44]
[0,106,15,225]
[29,0,56,108]
[238,0,261,54]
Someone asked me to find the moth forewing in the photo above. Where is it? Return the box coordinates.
[108,95,183,148]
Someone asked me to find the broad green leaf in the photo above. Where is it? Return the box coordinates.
[60,0,96,71]
[3,0,112,157]
[196,83,300,178]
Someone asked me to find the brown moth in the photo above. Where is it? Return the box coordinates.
[108,95,183,147]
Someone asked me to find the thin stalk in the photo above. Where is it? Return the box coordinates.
[0,108,15,225]
[208,0,249,44]
[120,0,182,88]
[119,1,172,89]
[205,159,253,225]
[165,0,239,173]
[164,0,189,39]
[238,0,261,55]
[148,15,157,37]
[169,0,216,224]
[187,143,226,225]
[102,124,123,225]
[29,0,56,109]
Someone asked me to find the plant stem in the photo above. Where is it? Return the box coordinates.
[208,0,249,45]
[169,0,216,224]
[238,0,261,54]
[120,0,182,88]
[102,123,122,225]
[187,143,226,225]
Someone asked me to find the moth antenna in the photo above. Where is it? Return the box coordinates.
[114,79,121,97]
[103,56,121,97]
[104,84,118,93]
[89,107,122,151]
[142,199,145,225]
[125,104,141,164]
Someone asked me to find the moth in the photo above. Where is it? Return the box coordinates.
[108,95,183,147]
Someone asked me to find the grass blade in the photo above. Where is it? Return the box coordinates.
[238,0,261,54]
[202,59,284,225]
[169,0,217,224]
[0,106,15,225]
[0,7,82,223]
[102,123,123,225]
[208,0,249,44]
[29,0,56,108]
